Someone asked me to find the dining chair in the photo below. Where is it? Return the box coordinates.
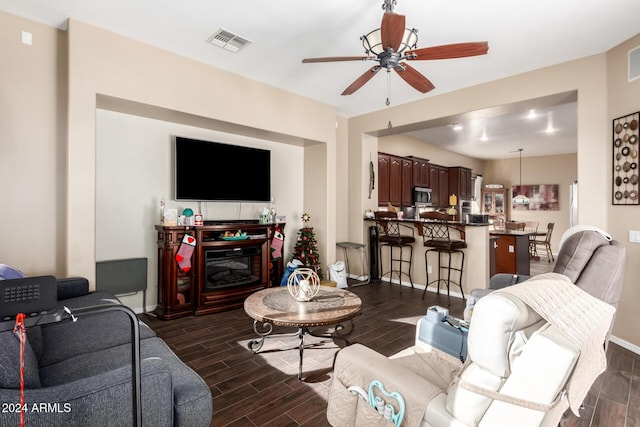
[524,221,539,256]
[532,222,555,262]
[505,221,525,231]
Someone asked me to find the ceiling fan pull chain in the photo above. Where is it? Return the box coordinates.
[386,72,391,106]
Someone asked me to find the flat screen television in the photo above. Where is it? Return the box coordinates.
[174,136,271,202]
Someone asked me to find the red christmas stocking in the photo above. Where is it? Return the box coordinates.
[270,229,284,259]
[175,234,196,272]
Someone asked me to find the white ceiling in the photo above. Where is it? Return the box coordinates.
[2,0,639,158]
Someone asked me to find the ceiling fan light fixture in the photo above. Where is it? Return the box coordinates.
[362,28,418,56]
[301,0,488,97]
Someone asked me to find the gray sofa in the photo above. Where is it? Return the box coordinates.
[0,276,212,427]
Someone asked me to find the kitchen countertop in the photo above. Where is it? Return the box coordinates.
[364,217,491,227]
[489,230,533,236]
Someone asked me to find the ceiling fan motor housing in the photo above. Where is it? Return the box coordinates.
[379,50,401,69]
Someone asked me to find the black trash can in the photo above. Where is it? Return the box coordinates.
[369,226,379,281]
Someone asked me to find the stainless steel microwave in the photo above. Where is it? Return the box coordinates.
[413,186,432,206]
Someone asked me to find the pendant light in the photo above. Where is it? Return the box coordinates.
[513,148,529,205]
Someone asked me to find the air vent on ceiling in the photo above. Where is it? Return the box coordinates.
[206,28,252,53]
[629,45,640,82]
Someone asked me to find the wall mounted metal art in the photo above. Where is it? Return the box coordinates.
[613,112,639,205]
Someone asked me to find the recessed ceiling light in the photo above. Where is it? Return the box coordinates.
[448,122,463,131]
[527,109,538,119]
[480,129,488,141]
[545,113,555,133]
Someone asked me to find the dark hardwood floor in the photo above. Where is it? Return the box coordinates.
[144,258,639,427]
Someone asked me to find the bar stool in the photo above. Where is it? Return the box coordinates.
[336,241,370,287]
[419,213,467,305]
[373,211,415,290]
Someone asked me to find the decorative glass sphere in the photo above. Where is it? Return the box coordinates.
[287,268,320,302]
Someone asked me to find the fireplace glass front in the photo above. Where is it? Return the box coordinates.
[205,246,262,291]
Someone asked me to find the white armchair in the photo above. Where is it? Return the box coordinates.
[327,273,615,427]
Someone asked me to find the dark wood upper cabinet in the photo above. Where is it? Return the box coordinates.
[378,153,414,207]
[448,166,473,201]
[378,153,473,209]
[409,156,430,187]
[438,166,449,207]
[401,157,413,207]
[388,155,402,206]
[378,153,391,205]
[429,163,441,206]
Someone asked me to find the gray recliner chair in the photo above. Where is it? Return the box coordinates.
[465,226,626,339]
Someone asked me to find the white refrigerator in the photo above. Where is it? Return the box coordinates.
[569,180,578,227]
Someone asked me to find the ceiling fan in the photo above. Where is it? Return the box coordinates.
[302,0,489,97]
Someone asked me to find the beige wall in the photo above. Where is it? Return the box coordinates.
[607,34,640,347]
[0,12,67,275]
[64,19,337,283]
[483,154,577,253]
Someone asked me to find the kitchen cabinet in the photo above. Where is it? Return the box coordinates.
[481,184,507,229]
[388,155,403,206]
[438,167,449,207]
[378,153,391,205]
[378,152,413,207]
[409,156,430,187]
[429,164,441,206]
[448,167,473,201]
[428,163,449,207]
[378,153,470,209]
[401,157,413,206]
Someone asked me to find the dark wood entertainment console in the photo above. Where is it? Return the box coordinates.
[154,222,285,320]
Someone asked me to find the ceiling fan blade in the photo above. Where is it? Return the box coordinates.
[406,42,489,60]
[381,12,405,51]
[394,62,435,93]
[341,66,382,95]
[302,56,375,63]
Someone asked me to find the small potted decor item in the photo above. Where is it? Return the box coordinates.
[182,208,194,226]
[287,268,320,302]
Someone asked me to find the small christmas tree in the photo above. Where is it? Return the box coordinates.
[292,213,323,279]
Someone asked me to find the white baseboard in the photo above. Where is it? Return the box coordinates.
[609,335,640,355]
[380,277,465,299]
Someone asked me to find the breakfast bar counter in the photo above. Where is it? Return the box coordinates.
[364,217,492,296]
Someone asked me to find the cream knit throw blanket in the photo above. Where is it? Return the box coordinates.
[494,273,615,415]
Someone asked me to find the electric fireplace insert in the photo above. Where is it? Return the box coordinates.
[204,246,262,291]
